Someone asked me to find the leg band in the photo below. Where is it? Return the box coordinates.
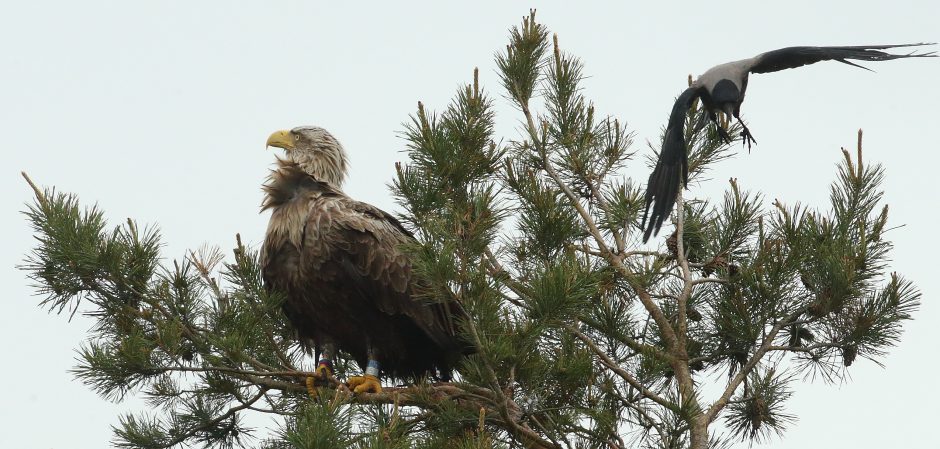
[317,359,333,372]
[365,360,380,377]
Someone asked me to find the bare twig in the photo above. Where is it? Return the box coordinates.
[691,277,728,286]
[569,326,674,410]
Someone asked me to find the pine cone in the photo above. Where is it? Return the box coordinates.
[841,345,858,367]
[702,255,727,276]
[666,230,678,258]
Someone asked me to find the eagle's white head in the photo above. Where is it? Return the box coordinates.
[265,126,349,187]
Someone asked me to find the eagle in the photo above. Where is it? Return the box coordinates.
[641,43,936,242]
[260,126,466,393]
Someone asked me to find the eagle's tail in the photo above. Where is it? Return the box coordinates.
[642,87,700,243]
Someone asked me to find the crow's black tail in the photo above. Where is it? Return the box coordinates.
[642,87,701,243]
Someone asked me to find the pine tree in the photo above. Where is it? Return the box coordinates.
[21,11,919,449]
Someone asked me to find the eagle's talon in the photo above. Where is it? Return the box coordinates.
[305,361,337,398]
[315,362,334,380]
[347,374,382,393]
[305,376,318,398]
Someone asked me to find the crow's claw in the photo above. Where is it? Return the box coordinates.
[715,124,733,144]
[740,127,757,152]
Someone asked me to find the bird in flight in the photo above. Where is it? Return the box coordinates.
[641,43,936,243]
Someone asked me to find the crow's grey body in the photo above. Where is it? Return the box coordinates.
[640,44,936,243]
[696,59,750,97]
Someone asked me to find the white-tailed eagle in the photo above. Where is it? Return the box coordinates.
[261,126,466,393]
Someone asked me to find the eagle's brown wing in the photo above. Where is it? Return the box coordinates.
[308,188,460,349]
[262,164,466,377]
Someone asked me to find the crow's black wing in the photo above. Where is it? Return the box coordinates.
[749,43,935,74]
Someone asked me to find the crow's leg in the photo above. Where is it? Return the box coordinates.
[709,110,733,144]
[734,113,757,152]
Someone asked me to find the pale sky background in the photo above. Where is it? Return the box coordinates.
[2,1,938,447]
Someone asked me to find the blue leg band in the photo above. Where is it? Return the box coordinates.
[365,360,380,377]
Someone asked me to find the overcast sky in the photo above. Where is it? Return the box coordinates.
[2,1,938,447]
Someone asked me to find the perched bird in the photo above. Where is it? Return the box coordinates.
[261,126,467,393]
[641,43,936,242]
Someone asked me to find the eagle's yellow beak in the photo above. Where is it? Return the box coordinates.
[266,130,295,151]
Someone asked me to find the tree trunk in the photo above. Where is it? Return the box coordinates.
[689,416,709,449]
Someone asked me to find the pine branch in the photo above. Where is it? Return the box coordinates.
[159,388,268,448]
[705,306,808,424]
[507,39,679,353]
[569,326,674,410]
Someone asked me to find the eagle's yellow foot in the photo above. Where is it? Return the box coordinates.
[305,376,318,398]
[305,360,335,398]
[314,362,334,380]
[347,374,382,393]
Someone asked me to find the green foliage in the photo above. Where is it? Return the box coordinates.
[20,11,919,449]
[725,369,796,443]
[495,10,549,109]
[504,159,585,261]
[277,402,354,449]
